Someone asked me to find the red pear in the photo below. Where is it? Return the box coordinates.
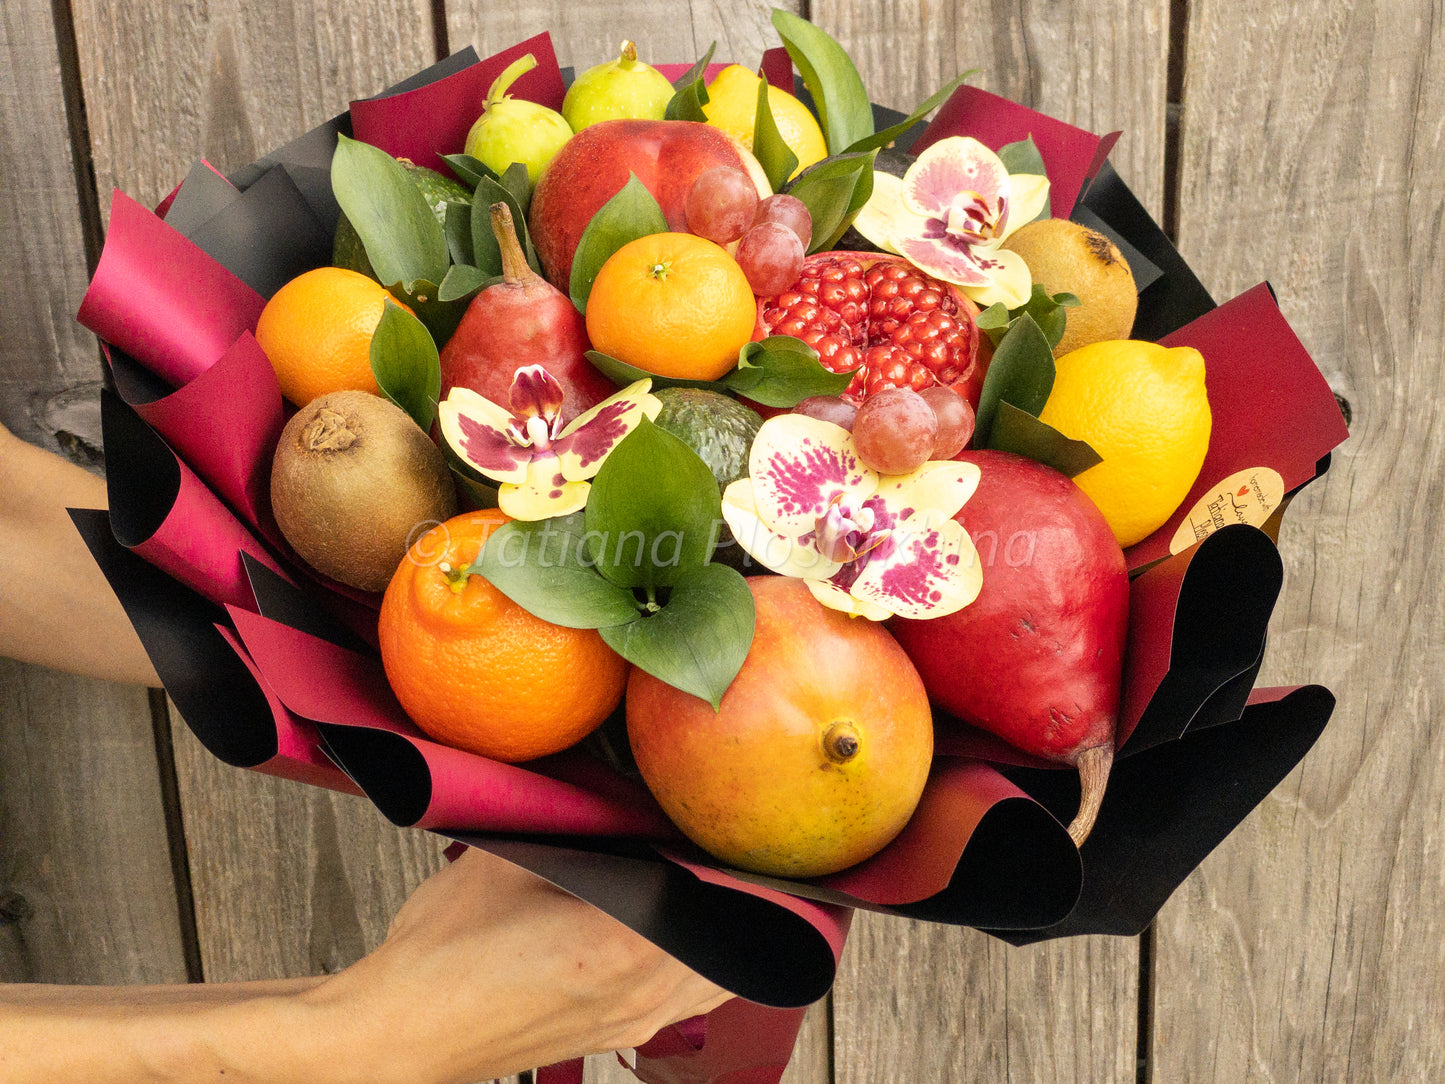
[439,202,614,423]
[889,450,1128,845]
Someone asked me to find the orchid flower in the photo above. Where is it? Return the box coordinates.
[439,366,660,520]
[721,415,984,620]
[852,136,1050,309]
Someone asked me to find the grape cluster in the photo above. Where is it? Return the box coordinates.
[683,168,812,295]
[796,385,976,475]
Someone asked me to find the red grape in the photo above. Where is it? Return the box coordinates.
[736,222,805,296]
[752,193,813,251]
[794,395,858,430]
[919,385,976,459]
[684,167,759,244]
[851,388,936,475]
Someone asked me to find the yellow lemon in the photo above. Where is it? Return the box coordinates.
[1039,340,1212,548]
[702,64,828,180]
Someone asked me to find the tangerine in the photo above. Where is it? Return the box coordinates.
[585,232,756,381]
[378,510,627,762]
[255,266,411,406]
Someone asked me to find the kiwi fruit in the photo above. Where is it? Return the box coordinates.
[271,391,457,593]
[1002,218,1138,355]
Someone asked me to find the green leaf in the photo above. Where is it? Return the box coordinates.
[723,336,854,406]
[843,68,977,154]
[332,135,449,292]
[437,264,499,303]
[997,136,1051,220]
[381,278,465,347]
[471,513,642,629]
[977,287,1081,350]
[989,401,1103,477]
[973,313,1055,448]
[568,175,669,313]
[771,8,873,155]
[599,563,754,710]
[753,79,799,191]
[499,161,532,219]
[444,201,474,267]
[664,42,716,121]
[584,417,722,589]
[785,151,875,253]
[440,153,496,189]
[469,175,538,278]
[585,350,730,393]
[976,301,1010,345]
[369,300,441,432]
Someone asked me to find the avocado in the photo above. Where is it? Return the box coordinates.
[333,160,471,281]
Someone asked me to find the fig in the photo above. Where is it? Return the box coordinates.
[439,203,613,423]
[271,391,457,593]
[562,40,674,131]
[464,54,574,188]
[889,450,1128,846]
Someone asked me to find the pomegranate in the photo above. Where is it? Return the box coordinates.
[756,251,984,405]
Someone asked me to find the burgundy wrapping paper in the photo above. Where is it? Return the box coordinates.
[913,85,1121,217]
[77,190,265,387]
[349,32,565,175]
[630,998,811,1084]
[1125,283,1351,569]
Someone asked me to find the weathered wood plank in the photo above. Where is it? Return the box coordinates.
[809,3,1165,1079]
[0,665,188,985]
[0,0,186,990]
[1155,1,1445,1080]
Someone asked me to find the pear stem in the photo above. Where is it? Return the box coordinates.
[620,40,638,65]
[486,53,538,109]
[490,203,533,285]
[1066,742,1114,847]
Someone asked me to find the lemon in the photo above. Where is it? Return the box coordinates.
[702,65,828,180]
[1039,340,1212,548]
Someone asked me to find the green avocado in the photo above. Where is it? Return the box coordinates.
[332,160,471,281]
[652,388,763,492]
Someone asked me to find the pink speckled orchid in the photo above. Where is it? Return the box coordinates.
[721,415,984,620]
[438,366,660,520]
[853,136,1050,309]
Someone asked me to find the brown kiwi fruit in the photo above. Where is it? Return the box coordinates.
[1002,219,1138,354]
[271,391,456,593]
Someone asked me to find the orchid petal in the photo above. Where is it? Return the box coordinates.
[895,233,994,287]
[901,137,1010,220]
[498,456,591,520]
[721,480,844,580]
[554,379,661,481]
[509,365,567,423]
[869,460,981,526]
[850,172,917,255]
[958,246,1034,309]
[850,515,982,619]
[806,577,893,621]
[747,415,878,540]
[998,174,1050,242]
[439,387,530,485]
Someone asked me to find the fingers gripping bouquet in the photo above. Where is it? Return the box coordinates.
[76,11,1349,1082]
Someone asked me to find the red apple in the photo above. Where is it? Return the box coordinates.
[528,119,771,288]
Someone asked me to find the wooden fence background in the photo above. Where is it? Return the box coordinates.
[2,0,1441,1080]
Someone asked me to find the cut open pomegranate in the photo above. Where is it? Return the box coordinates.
[755,252,985,404]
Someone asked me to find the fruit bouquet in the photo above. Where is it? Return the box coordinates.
[74,12,1349,1082]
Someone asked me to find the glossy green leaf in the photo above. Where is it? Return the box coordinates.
[568,175,668,313]
[437,264,499,303]
[470,175,538,278]
[664,42,716,122]
[786,151,874,253]
[997,136,1052,220]
[753,79,799,191]
[332,135,448,291]
[585,350,730,393]
[843,69,977,154]
[599,563,754,710]
[724,336,854,406]
[444,201,474,267]
[973,313,1055,448]
[499,161,532,218]
[471,513,642,629]
[977,286,1081,350]
[989,400,1103,477]
[370,300,440,432]
[585,418,722,589]
[440,153,496,189]
[771,9,873,155]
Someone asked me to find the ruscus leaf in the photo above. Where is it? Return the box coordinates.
[568,175,668,313]
[370,299,441,432]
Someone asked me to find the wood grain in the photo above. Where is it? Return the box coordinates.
[0,664,187,985]
[0,0,106,459]
[808,3,1166,1079]
[1155,0,1445,1079]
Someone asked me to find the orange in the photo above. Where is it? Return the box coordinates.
[255,266,411,406]
[378,510,627,762]
[585,232,756,381]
